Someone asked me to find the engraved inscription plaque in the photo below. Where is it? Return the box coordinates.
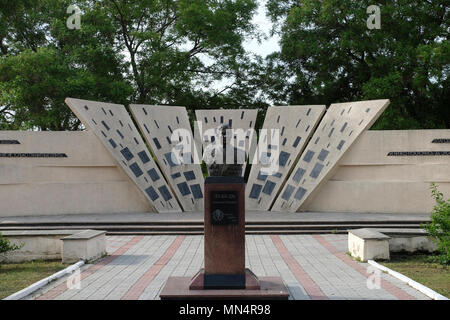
[210,191,238,225]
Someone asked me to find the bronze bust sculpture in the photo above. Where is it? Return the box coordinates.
[205,124,244,177]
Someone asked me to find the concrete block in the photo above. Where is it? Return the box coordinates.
[348,229,390,262]
[0,230,74,262]
[62,230,107,264]
[389,236,437,253]
[375,229,438,253]
[0,229,107,263]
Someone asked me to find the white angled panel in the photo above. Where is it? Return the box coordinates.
[272,99,390,212]
[246,105,326,211]
[130,104,204,212]
[65,98,181,213]
[195,109,258,177]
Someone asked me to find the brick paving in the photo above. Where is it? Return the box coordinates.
[28,235,430,300]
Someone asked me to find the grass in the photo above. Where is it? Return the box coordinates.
[380,253,450,298]
[0,260,66,299]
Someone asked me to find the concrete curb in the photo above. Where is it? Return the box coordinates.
[368,260,449,300]
[2,260,85,300]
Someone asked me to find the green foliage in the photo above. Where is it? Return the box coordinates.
[0,232,22,257]
[0,0,263,130]
[0,1,448,130]
[265,0,449,129]
[0,0,133,130]
[423,183,450,265]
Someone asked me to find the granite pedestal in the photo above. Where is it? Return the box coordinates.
[160,176,289,300]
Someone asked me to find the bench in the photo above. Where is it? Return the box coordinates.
[61,230,106,263]
[0,229,106,264]
[348,228,391,262]
[348,228,437,262]
[373,228,437,253]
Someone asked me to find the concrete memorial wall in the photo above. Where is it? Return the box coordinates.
[246,105,326,211]
[65,98,181,213]
[272,99,390,212]
[0,98,449,217]
[303,129,450,214]
[0,130,153,216]
[130,104,204,212]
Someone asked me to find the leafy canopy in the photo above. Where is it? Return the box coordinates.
[265,0,449,129]
[0,0,263,130]
[0,1,448,130]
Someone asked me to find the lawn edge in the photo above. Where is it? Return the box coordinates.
[368,260,448,300]
[2,260,85,300]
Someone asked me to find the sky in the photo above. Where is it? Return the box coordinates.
[207,0,281,92]
[243,0,281,57]
[121,1,281,93]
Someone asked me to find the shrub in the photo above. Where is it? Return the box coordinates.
[0,232,22,259]
[423,183,450,265]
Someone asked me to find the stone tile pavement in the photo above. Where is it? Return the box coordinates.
[27,235,430,300]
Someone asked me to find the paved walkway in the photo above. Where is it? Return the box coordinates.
[28,235,429,300]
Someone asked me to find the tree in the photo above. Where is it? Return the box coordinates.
[0,0,262,130]
[265,0,449,129]
[0,0,133,130]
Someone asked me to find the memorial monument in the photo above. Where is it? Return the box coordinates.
[160,125,289,299]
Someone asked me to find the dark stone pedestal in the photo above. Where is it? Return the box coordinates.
[159,176,289,300]
[189,269,260,290]
[160,276,289,300]
[203,176,246,287]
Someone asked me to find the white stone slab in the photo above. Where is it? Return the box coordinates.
[194,109,258,177]
[348,229,390,262]
[62,230,106,263]
[0,231,71,262]
[0,229,106,264]
[246,105,326,210]
[272,99,389,212]
[65,98,181,212]
[130,105,204,212]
